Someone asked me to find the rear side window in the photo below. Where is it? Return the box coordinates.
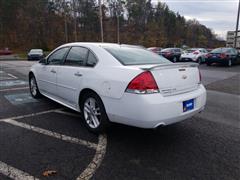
[65,47,88,66]
[104,46,170,65]
[86,51,98,67]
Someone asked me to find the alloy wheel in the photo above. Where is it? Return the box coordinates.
[228,59,232,67]
[173,57,177,63]
[83,97,101,129]
[30,77,37,96]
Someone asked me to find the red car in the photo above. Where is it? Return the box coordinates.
[0,48,13,55]
[147,47,162,54]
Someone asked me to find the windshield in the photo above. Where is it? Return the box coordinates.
[30,49,42,53]
[104,46,170,65]
[186,49,197,53]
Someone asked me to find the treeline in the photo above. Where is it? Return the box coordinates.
[0,0,225,51]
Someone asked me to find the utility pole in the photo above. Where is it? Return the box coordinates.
[73,0,77,41]
[234,0,240,48]
[64,0,68,43]
[64,13,68,43]
[117,15,120,44]
[98,0,104,42]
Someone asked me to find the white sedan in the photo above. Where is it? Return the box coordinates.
[180,48,208,63]
[29,43,206,133]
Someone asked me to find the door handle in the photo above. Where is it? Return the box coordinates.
[74,72,82,77]
[50,69,56,73]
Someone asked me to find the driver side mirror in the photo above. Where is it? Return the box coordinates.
[39,58,47,65]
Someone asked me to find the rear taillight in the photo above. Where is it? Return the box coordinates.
[198,69,201,83]
[126,71,159,94]
[206,53,212,58]
[193,51,199,55]
[220,53,227,59]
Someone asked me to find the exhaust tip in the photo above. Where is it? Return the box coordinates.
[154,123,166,130]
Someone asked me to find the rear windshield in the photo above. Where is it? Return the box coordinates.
[104,46,170,65]
[161,48,173,52]
[211,48,230,53]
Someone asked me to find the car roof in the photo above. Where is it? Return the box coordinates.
[60,42,144,49]
[30,49,43,51]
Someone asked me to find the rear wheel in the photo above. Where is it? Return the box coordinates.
[197,57,202,64]
[80,92,110,133]
[173,57,177,63]
[29,74,42,98]
[227,59,232,67]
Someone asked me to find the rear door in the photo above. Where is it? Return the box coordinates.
[57,46,90,107]
[37,47,69,97]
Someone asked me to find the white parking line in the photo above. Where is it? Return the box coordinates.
[55,109,82,118]
[0,161,39,180]
[78,134,107,180]
[0,109,63,120]
[7,73,18,79]
[1,119,98,150]
[0,86,29,92]
[0,109,107,180]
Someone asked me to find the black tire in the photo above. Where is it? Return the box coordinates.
[173,57,177,63]
[197,57,202,64]
[80,92,110,134]
[29,74,42,98]
[227,59,232,67]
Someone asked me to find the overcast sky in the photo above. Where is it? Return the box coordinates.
[152,0,238,40]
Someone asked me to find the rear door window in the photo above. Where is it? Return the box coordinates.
[65,46,88,66]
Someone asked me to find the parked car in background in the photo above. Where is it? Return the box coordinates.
[160,48,183,62]
[206,48,239,67]
[27,49,44,60]
[206,48,213,52]
[0,48,12,55]
[29,43,206,133]
[147,47,162,54]
[180,48,208,64]
[121,44,146,49]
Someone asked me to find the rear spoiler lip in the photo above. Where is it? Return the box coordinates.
[141,63,199,71]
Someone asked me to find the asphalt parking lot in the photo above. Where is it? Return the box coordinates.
[0,60,239,180]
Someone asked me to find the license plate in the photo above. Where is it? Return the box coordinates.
[183,99,194,112]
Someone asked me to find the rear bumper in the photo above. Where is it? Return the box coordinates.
[103,84,206,128]
[206,58,228,64]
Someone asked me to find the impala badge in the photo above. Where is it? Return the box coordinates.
[182,75,187,79]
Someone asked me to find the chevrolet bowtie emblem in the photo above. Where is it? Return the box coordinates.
[182,75,187,79]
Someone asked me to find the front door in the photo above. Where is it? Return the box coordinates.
[37,47,69,97]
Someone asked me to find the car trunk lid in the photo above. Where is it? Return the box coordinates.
[135,63,200,96]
